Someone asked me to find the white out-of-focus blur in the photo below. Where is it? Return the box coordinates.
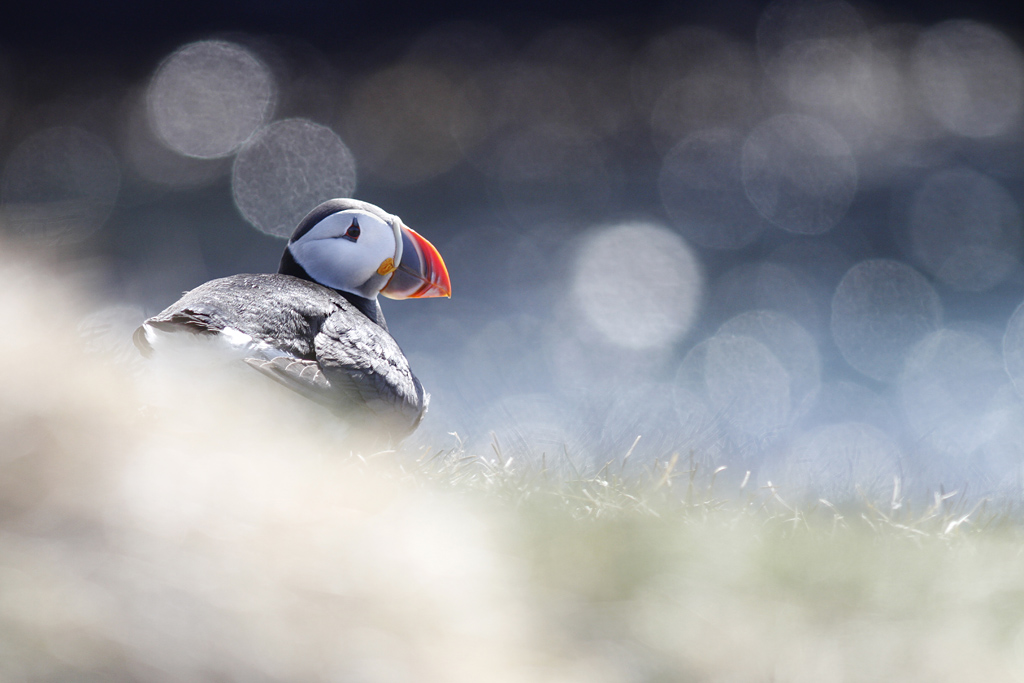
[0,246,559,683]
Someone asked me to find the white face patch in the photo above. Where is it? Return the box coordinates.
[289,210,398,297]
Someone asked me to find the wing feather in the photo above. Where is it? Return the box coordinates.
[244,357,337,408]
[314,309,428,433]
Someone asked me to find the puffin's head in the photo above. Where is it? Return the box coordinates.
[282,198,451,300]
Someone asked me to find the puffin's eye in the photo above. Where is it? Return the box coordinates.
[343,219,360,241]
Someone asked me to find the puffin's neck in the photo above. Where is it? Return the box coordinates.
[340,291,389,332]
[279,248,390,332]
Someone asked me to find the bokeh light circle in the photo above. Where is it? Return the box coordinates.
[912,20,1024,138]
[909,167,1021,292]
[703,333,792,437]
[755,0,873,127]
[776,422,902,501]
[901,328,1010,456]
[717,310,821,416]
[659,128,767,250]
[572,221,702,350]
[147,40,275,159]
[741,114,858,235]
[232,118,357,238]
[775,37,870,113]
[831,259,942,382]
[1,126,120,243]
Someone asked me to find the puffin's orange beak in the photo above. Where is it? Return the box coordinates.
[381,224,452,299]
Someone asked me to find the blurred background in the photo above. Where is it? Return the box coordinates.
[2,0,1024,501]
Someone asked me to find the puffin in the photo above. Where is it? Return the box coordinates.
[134,198,451,439]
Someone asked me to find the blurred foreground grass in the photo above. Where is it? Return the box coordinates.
[404,442,1024,682]
[4,247,1024,681]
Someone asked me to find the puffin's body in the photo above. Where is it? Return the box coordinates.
[135,199,451,439]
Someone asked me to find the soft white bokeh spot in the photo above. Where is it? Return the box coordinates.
[572,221,702,350]
[909,167,1021,291]
[147,41,276,159]
[912,20,1024,138]
[831,259,942,382]
[741,114,858,235]
[232,119,357,238]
